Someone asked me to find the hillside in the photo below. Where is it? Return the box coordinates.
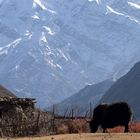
[52,79,114,116]
[100,62,140,120]
[0,85,16,98]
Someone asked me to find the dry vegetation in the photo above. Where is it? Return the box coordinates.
[54,119,88,134]
[1,133,140,140]
[1,98,140,139]
[1,109,140,137]
[54,119,140,134]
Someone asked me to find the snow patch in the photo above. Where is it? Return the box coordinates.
[0,48,8,55]
[46,59,56,68]
[95,0,101,5]
[106,5,140,24]
[127,16,140,24]
[39,32,47,46]
[106,5,124,16]
[85,82,93,86]
[88,0,101,4]
[46,8,56,15]
[31,15,40,20]
[25,30,33,39]
[0,38,22,56]
[56,48,69,61]
[128,2,140,9]
[33,0,56,14]
[6,38,22,49]
[43,26,55,35]
[15,65,20,71]
[33,0,47,10]
[56,64,63,70]
[2,38,22,49]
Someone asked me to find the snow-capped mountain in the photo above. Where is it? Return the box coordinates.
[0,0,140,107]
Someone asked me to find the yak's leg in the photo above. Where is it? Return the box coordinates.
[124,124,129,132]
[103,128,106,133]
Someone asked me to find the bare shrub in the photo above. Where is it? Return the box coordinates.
[68,119,87,133]
[107,126,124,133]
[130,122,140,133]
[56,124,69,134]
[55,119,88,134]
[95,122,140,133]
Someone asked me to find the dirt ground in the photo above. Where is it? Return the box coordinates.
[1,133,140,140]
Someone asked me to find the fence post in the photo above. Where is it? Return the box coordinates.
[71,108,74,120]
[52,104,56,133]
[89,102,92,119]
[35,110,41,134]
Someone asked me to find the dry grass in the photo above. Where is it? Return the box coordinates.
[1,120,140,139]
[130,122,140,133]
[55,119,87,134]
[55,119,140,134]
[104,122,140,133]
[1,133,140,140]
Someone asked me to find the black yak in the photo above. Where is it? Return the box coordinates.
[90,102,132,133]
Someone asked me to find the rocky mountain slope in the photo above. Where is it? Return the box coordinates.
[100,62,140,120]
[51,79,113,116]
[0,85,16,98]
[0,0,140,107]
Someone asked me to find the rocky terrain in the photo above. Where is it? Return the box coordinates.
[1,0,140,107]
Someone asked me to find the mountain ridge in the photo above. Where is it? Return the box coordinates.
[0,0,140,107]
[100,62,140,120]
[49,79,114,115]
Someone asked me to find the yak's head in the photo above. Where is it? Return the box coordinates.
[90,118,99,133]
[90,104,108,133]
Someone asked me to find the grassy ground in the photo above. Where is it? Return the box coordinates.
[1,133,140,140]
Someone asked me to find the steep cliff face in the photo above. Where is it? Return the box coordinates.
[100,62,140,120]
[0,0,140,107]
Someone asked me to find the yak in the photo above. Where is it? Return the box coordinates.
[90,102,132,133]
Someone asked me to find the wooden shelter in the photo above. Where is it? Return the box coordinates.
[0,97,36,111]
[0,85,36,111]
[0,85,38,137]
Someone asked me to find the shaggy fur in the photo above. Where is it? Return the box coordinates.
[90,102,132,133]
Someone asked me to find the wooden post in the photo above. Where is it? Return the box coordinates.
[71,108,74,120]
[63,107,69,118]
[52,104,56,133]
[36,110,41,134]
[89,102,92,119]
